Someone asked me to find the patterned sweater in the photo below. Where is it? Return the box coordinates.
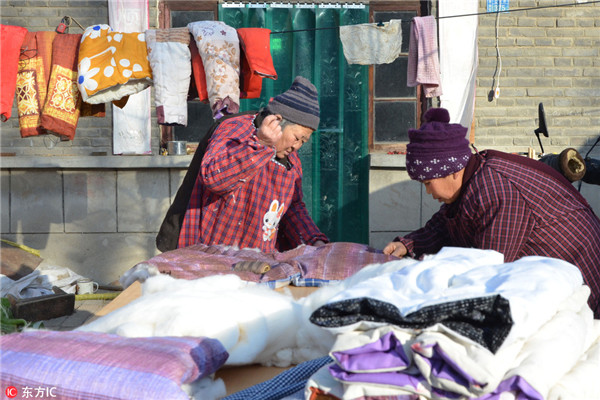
[397,150,600,317]
[179,114,328,253]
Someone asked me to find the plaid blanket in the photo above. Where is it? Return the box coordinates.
[143,242,398,288]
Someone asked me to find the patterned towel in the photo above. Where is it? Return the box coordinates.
[40,33,82,140]
[0,24,28,122]
[188,21,240,118]
[407,16,442,98]
[77,24,152,105]
[16,31,56,137]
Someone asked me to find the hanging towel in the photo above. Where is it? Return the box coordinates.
[16,31,56,137]
[77,24,152,105]
[1,25,28,122]
[146,27,191,126]
[339,20,403,65]
[189,37,209,103]
[187,21,240,119]
[237,28,277,99]
[407,16,443,98]
[40,33,83,140]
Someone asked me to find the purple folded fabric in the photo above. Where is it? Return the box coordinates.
[0,330,228,400]
[331,331,411,372]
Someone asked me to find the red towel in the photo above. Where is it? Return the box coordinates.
[0,25,28,122]
[237,28,277,99]
[16,31,56,137]
[40,33,82,140]
[189,36,209,103]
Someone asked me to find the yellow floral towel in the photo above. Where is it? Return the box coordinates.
[77,24,152,104]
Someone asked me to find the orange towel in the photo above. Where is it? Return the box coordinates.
[40,34,82,140]
[237,28,277,99]
[0,25,28,122]
[16,31,56,137]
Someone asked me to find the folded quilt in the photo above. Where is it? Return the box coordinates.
[77,24,152,104]
[122,242,397,289]
[310,248,583,348]
[307,248,595,400]
[0,330,228,400]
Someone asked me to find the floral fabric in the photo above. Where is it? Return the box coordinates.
[77,24,152,104]
[188,21,240,118]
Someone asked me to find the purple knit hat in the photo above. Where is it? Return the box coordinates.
[406,108,472,181]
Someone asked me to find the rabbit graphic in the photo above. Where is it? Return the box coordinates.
[262,199,284,241]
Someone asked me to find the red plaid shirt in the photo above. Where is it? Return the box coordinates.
[179,114,328,252]
[398,150,600,317]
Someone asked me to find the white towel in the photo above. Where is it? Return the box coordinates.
[339,20,403,65]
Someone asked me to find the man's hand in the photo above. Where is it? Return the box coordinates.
[383,241,408,257]
[256,114,283,148]
[312,240,327,247]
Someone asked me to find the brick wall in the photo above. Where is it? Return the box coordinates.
[475,0,600,158]
[0,0,159,156]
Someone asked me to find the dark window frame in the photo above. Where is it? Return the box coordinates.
[368,1,429,153]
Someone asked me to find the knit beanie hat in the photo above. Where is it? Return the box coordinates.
[406,108,472,181]
[266,76,320,131]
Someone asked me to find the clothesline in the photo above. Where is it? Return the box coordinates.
[270,0,600,34]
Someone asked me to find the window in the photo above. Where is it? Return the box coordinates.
[369,1,427,152]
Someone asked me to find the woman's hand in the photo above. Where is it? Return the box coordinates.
[383,241,408,257]
[256,114,283,148]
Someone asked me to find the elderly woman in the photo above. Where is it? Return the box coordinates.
[178,76,328,253]
[384,108,600,318]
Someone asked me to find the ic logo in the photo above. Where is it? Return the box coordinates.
[5,386,18,398]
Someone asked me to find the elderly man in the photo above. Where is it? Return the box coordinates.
[177,76,329,252]
[383,108,600,318]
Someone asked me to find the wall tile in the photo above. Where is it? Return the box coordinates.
[10,170,64,233]
[117,170,170,232]
[64,171,117,233]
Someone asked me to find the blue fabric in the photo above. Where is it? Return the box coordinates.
[223,356,332,400]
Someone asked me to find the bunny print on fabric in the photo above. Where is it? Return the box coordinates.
[262,199,284,242]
